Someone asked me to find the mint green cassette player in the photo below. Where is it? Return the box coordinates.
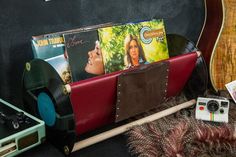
[0,99,45,157]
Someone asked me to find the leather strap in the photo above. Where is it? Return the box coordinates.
[115,61,169,122]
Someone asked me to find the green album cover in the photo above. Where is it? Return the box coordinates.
[98,19,169,73]
[31,35,65,59]
[31,34,72,84]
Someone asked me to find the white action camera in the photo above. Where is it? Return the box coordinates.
[195,97,229,123]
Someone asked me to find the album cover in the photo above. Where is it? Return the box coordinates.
[31,23,113,84]
[64,30,103,82]
[98,19,169,73]
[31,34,72,84]
[225,80,236,103]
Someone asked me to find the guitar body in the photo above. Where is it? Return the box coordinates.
[210,0,236,91]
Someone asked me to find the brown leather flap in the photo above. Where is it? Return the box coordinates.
[115,61,169,122]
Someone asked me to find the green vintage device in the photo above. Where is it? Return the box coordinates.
[0,99,45,157]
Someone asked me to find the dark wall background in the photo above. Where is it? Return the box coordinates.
[0,0,205,156]
[0,0,204,107]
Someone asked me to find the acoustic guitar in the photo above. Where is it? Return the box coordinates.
[210,0,236,91]
[198,0,236,91]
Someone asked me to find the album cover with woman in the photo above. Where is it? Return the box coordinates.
[98,19,169,73]
[64,30,105,82]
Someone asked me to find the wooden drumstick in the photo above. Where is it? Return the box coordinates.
[72,99,196,152]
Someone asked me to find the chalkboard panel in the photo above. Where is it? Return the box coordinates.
[0,0,204,106]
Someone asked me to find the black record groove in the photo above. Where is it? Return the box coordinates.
[22,59,76,154]
[22,59,74,127]
[167,34,208,99]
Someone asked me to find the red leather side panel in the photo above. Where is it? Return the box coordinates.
[167,52,197,97]
[69,72,120,135]
[70,52,198,135]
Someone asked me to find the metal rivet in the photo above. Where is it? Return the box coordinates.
[26,62,31,71]
[62,86,68,95]
[117,107,119,110]
[64,146,70,155]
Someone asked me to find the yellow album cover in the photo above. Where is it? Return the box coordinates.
[98,19,169,73]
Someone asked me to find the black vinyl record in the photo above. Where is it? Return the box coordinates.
[22,59,73,117]
[167,34,208,99]
[22,59,76,154]
[167,34,198,57]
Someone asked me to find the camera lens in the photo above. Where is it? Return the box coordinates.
[207,100,219,112]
